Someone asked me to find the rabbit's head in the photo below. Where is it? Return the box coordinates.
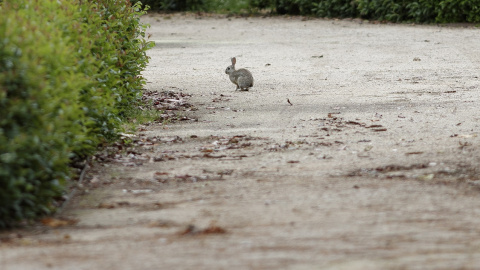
[225,57,236,75]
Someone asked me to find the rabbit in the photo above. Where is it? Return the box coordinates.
[225,57,254,91]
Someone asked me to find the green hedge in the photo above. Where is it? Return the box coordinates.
[137,0,480,23]
[0,0,153,228]
[356,0,480,23]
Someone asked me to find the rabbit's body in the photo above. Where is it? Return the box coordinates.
[225,57,254,91]
[228,68,253,90]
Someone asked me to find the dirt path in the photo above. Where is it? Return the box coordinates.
[2,14,480,270]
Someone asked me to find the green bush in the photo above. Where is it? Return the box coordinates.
[357,0,408,22]
[91,0,154,119]
[357,0,480,23]
[136,0,205,11]
[313,0,359,18]
[405,0,436,23]
[435,0,480,23]
[0,0,90,227]
[141,0,254,13]
[139,0,480,23]
[71,0,153,148]
[0,0,153,228]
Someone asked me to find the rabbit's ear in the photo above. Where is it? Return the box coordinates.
[231,57,236,65]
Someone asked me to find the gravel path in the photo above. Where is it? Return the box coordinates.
[2,14,480,270]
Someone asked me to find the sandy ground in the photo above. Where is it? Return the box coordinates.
[2,14,480,269]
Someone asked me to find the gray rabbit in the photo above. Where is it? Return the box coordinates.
[225,57,254,91]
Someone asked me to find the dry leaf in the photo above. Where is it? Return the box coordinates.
[40,218,78,228]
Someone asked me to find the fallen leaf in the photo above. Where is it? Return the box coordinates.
[119,133,136,138]
[406,151,424,155]
[328,112,341,117]
[203,153,227,159]
[458,134,477,138]
[178,224,227,236]
[179,224,198,235]
[97,202,116,209]
[40,218,78,228]
[366,124,383,128]
[202,225,227,234]
[364,145,373,151]
[346,121,362,125]
[417,174,435,181]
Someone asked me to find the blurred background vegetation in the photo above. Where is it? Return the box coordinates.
[135,0,480,23]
